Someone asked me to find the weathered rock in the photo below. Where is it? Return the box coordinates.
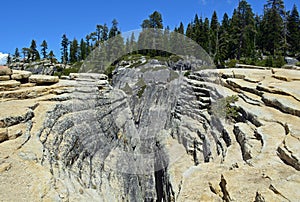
[0,100,36,128]
[7,123,25,140]
[11,70,32,80]
[258,79,300,101]
[29,75,59,85]
[233,122,261,161]
[0,75,10,81]
[0,128,8,143]
[0,80,20,90]
[272,68,300,81]
[0,64,299,202]
[262,92,300,116]
[69,73,107,80]
[226,78,262,95]
[277,134,300,171]
[0,162,11,173]
[0,66,12,76]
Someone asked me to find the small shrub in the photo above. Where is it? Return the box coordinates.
[62,67,79,76]
[254,59,266,67]
[226,59,237,68]
[105,65,115,78]
[169,55,183,63]
[296,62,300,67]
[265,56,273,67]
[137,85,147,98]
[184,71,190,77]
[211,95,239,120]
[274,55,285,68]
[54,66,79,77]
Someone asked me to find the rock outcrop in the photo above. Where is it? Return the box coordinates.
[9,59,72,75]
[0,63,299,201]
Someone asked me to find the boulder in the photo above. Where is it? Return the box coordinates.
[0,76,10,81]
[69,73,108,80]
[11,70,32,80]
[0,80,21,90]
[29,75,59,85]
[0,66,12,76]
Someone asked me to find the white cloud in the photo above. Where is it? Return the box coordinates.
[0,52,8,65]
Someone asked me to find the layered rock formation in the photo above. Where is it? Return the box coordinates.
[9,60,72,75]
[0,63,299,201]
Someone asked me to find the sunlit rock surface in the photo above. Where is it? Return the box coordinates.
[0,65,299,201]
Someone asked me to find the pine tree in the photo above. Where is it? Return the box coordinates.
[217,13,230,66]
[69,38,79,63]
[85,35,92,55]
[210,11,219,59]
[229,9,240,59]
[141,11,163,29]
[287,4,300,55]
[48,50,55,64]
[107,34,124,64]
[177,22,185,35]
[102,24,109,41]
[22,48,31,62]
[61,34,69,64]
[203,18,210,53]
[238,0,255,58]
[13,48,20,62]
[30,40,40,61]
[41,40,48,59]
[193,14,200,43]
[6,54,11,65]
[262,0,285,55]
[79,39,87,60]
[229,0,255,59]
[95,24,109,45]
[129,32,137,53]
[150,11,163,29]
[96,24,102,42]
[185,23,193,40]
[255,15,263,56]
[125,37,131,53]
[109,19,120,39]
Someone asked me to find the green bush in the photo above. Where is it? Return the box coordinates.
[226,59,237,68]
[265,56,273,67]
[104,65,116,78]
[169,55,183,63]
[184,71,190,77]
[254,59,266,67]
[211,95,239,120]
[54,66,79,77]
[296,62,300,67]
[137,85,147,98]
[273,55,285,68]
[264,55,285,68]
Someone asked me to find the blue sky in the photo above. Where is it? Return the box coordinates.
[0,0,299,60]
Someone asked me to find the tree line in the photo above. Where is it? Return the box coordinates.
[8,39,55,64]
[182,0,300,66]
[8,0,300,68]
